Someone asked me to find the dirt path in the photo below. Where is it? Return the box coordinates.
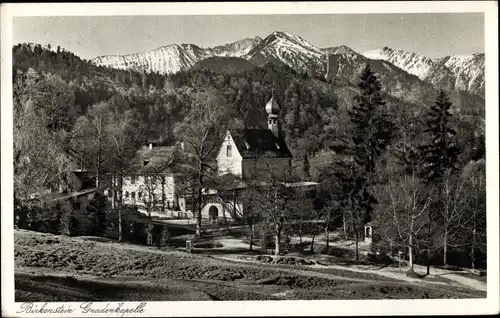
[75,235,487,292]
[411,264,487,292]
[212,254,486,295]
[212,255,373,283]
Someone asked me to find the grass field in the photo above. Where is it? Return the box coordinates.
[14,230,486,301]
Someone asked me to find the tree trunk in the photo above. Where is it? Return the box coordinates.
[146,218,153,246]
[232,189,237,219]
[96,126,102,189]
[342,213,347,237]
[354,226,359,261]
[325,224,330,248]
[249,224,254,251]
[96,152,100,189]
[409,219,414,271]
[426,208,431,276]
[161,177,166,213]
[299,223,303,252]
[310,232,315,252]
[196,160,203,237]
[196,186,202,237]
[471,220,477,269]
[118,172,123,242]
[443,228,448,266]
[274,233,281,257]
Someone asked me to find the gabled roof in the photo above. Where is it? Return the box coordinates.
[229,129,293,159]
[129,145,179,174]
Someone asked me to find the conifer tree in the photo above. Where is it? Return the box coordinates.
[419,90,459,183]
[335,64,395,259]
[419,89,460,267]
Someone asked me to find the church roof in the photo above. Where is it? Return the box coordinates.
[229,129,293,159]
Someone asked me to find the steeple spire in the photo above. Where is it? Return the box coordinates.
[266,81,281,137]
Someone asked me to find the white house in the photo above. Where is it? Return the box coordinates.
[105,143,190,217]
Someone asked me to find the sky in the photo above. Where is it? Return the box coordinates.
[13,13,484,60]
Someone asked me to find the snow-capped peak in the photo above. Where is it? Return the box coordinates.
[323,45,359,56]
[362,47,484,97]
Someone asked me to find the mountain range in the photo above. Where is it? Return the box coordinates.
[91,30,485,98]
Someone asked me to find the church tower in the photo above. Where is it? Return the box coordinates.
[265,87,281,137]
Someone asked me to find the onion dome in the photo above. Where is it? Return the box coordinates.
[265,89,280,115]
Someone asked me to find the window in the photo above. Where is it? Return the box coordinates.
[226,145,232,157]
[138,192,142,199]
[131,176,137,184]
[107,190,113,198]
[125,191,129,198]
[131,192,135,199]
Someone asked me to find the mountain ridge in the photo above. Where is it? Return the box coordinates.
[362,47,484,97]
[85,30,485,98]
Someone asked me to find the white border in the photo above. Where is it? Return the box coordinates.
[1,2,499,317]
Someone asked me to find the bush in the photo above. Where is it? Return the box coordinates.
[366,252,393,265]
[370,240,393,255]
[320,246,356,259]
[60,201,78,236]
[158,226,171,247]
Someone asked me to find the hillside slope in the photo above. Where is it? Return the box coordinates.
[14,230,485,301]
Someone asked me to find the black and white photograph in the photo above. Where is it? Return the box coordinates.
[1,1,498,317]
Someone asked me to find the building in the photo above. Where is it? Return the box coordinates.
[105,143,190,217]
[200,92,296,223]
[217,91,293,180]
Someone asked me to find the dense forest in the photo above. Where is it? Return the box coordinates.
[13,43,486,269]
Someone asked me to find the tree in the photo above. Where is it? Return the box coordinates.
[140,173,166,246]
[84,192,108,236]
[60,201,77,236]
[377,156,431,271]
[252,169,298,257]
[107,103,146,241]
[14,99,79,206]
[462,160,486,269]
[289,187,315,252]
[240,185,263,251]
[316,167,342,249]
[174,89,232,237]
[330,64,395,260]
[349,64,395,176]
[70,102,113,187]
[419,90,460,266]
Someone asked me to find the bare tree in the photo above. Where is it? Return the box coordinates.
[239,185,263,251]
[70,101,112,188]
[462,160,486,269]
[439,170,468,266]
[107,106,146,241]
[174,89,232,237]
[378,161,431,271]
[289,187,315,252]
[139,174,162,246]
